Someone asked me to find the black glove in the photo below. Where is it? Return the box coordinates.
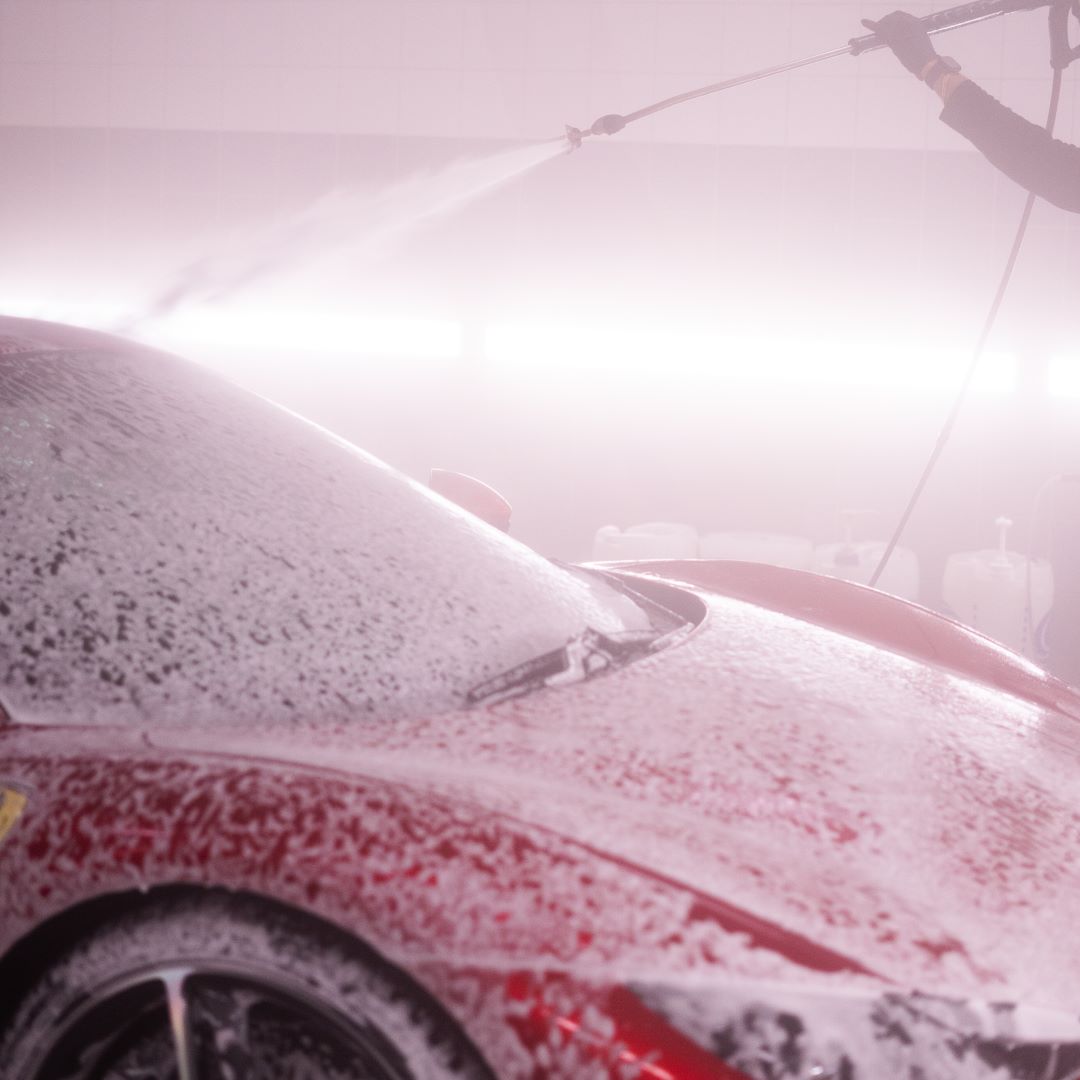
[862,10,937,76]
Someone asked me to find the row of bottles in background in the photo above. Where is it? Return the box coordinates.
[592,514,1053,660]
[943,516,1052,657]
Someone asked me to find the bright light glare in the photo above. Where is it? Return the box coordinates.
[144,306,462,359]
[1,296,462,360]
[1049,355,1080,398]
[2,296,131,330]
[485,323,1016,395]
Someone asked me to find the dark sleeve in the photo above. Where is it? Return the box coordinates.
[941,79,1080,213]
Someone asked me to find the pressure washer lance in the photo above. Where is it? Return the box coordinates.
[566,0,1052,149]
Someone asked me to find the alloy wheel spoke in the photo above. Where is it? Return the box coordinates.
[194,985,260,1080]
[40,959,405,1080]
[161,969,199,1080]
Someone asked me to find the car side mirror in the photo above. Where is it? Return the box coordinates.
[429,469,512,533]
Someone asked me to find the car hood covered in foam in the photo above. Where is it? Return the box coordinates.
[158,570,1080,1021]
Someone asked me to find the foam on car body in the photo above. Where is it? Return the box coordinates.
[0,335,645,727]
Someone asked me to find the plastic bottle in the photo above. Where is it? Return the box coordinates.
[699,532,813,569]
[592,522,699,561]
[943,517,1053,657]
[812,510,920,601]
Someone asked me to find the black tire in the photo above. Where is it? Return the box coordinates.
[0,892,494,1080]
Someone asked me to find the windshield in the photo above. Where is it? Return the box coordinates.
[0,320,658,728]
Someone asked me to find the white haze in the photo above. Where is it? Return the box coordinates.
[115,136,570,336]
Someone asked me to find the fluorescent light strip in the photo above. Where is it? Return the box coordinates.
[2,297,132,330]
[1049,355,1080,398]
[484,322,1017,395]
[3,301,1018,392]
[145,307,463,360]
[1,297,463,360]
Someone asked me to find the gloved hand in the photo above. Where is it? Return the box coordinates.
[861,10,937,75]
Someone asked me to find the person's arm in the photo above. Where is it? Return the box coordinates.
[865,9,1080,214]
[940,79,1080,213]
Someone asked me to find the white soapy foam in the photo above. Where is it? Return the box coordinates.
[0,340,652,728]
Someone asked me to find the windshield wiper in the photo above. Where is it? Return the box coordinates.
[556,561,690,635]
[466,627,661,708]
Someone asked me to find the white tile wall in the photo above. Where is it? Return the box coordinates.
[525,2,591,72]
[221,65,284,131]
[718,75,792,146]
[338,64,400,131]
[0,60,54,124]
[654,2,727,76]
[523,67,592,140]
[282,1,344,68]
[458,69,523,139]
[164,63,224,129]
[0,0,1068,149]
[462,2,527,70]
[399,1,464,70]
[786,74,857,148]
[789,3,865,61]
[585,66,659,130]
[278,66,342,133]
[219,1,287,68]
[398,67,463,137]
[0,0,55,64]
[109,0,167,67]
[52,0,111,65]
[721,4,795,74]
[109,64,166,128]
[590,1,657,75]
[338,1,401,70]
[165,2,224,68]
[854,73,932,150]
[52,62,110,126]
[643,70,723,143]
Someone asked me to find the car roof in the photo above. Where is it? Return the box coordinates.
[0,317,641,728]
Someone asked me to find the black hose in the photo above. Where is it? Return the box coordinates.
[577,0,1051,143]
[868,66,1065,589]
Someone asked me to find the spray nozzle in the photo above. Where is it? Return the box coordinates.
[564,125,586,152]
[590,113,627,136]
[564,114,628,152]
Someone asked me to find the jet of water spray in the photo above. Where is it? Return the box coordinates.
[115,137,570,337]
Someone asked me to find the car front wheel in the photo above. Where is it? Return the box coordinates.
[1,892,494,1080]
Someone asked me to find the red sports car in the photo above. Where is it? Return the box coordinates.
[3,315,1080,1080]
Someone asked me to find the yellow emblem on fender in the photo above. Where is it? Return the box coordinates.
[0,788,27,845]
